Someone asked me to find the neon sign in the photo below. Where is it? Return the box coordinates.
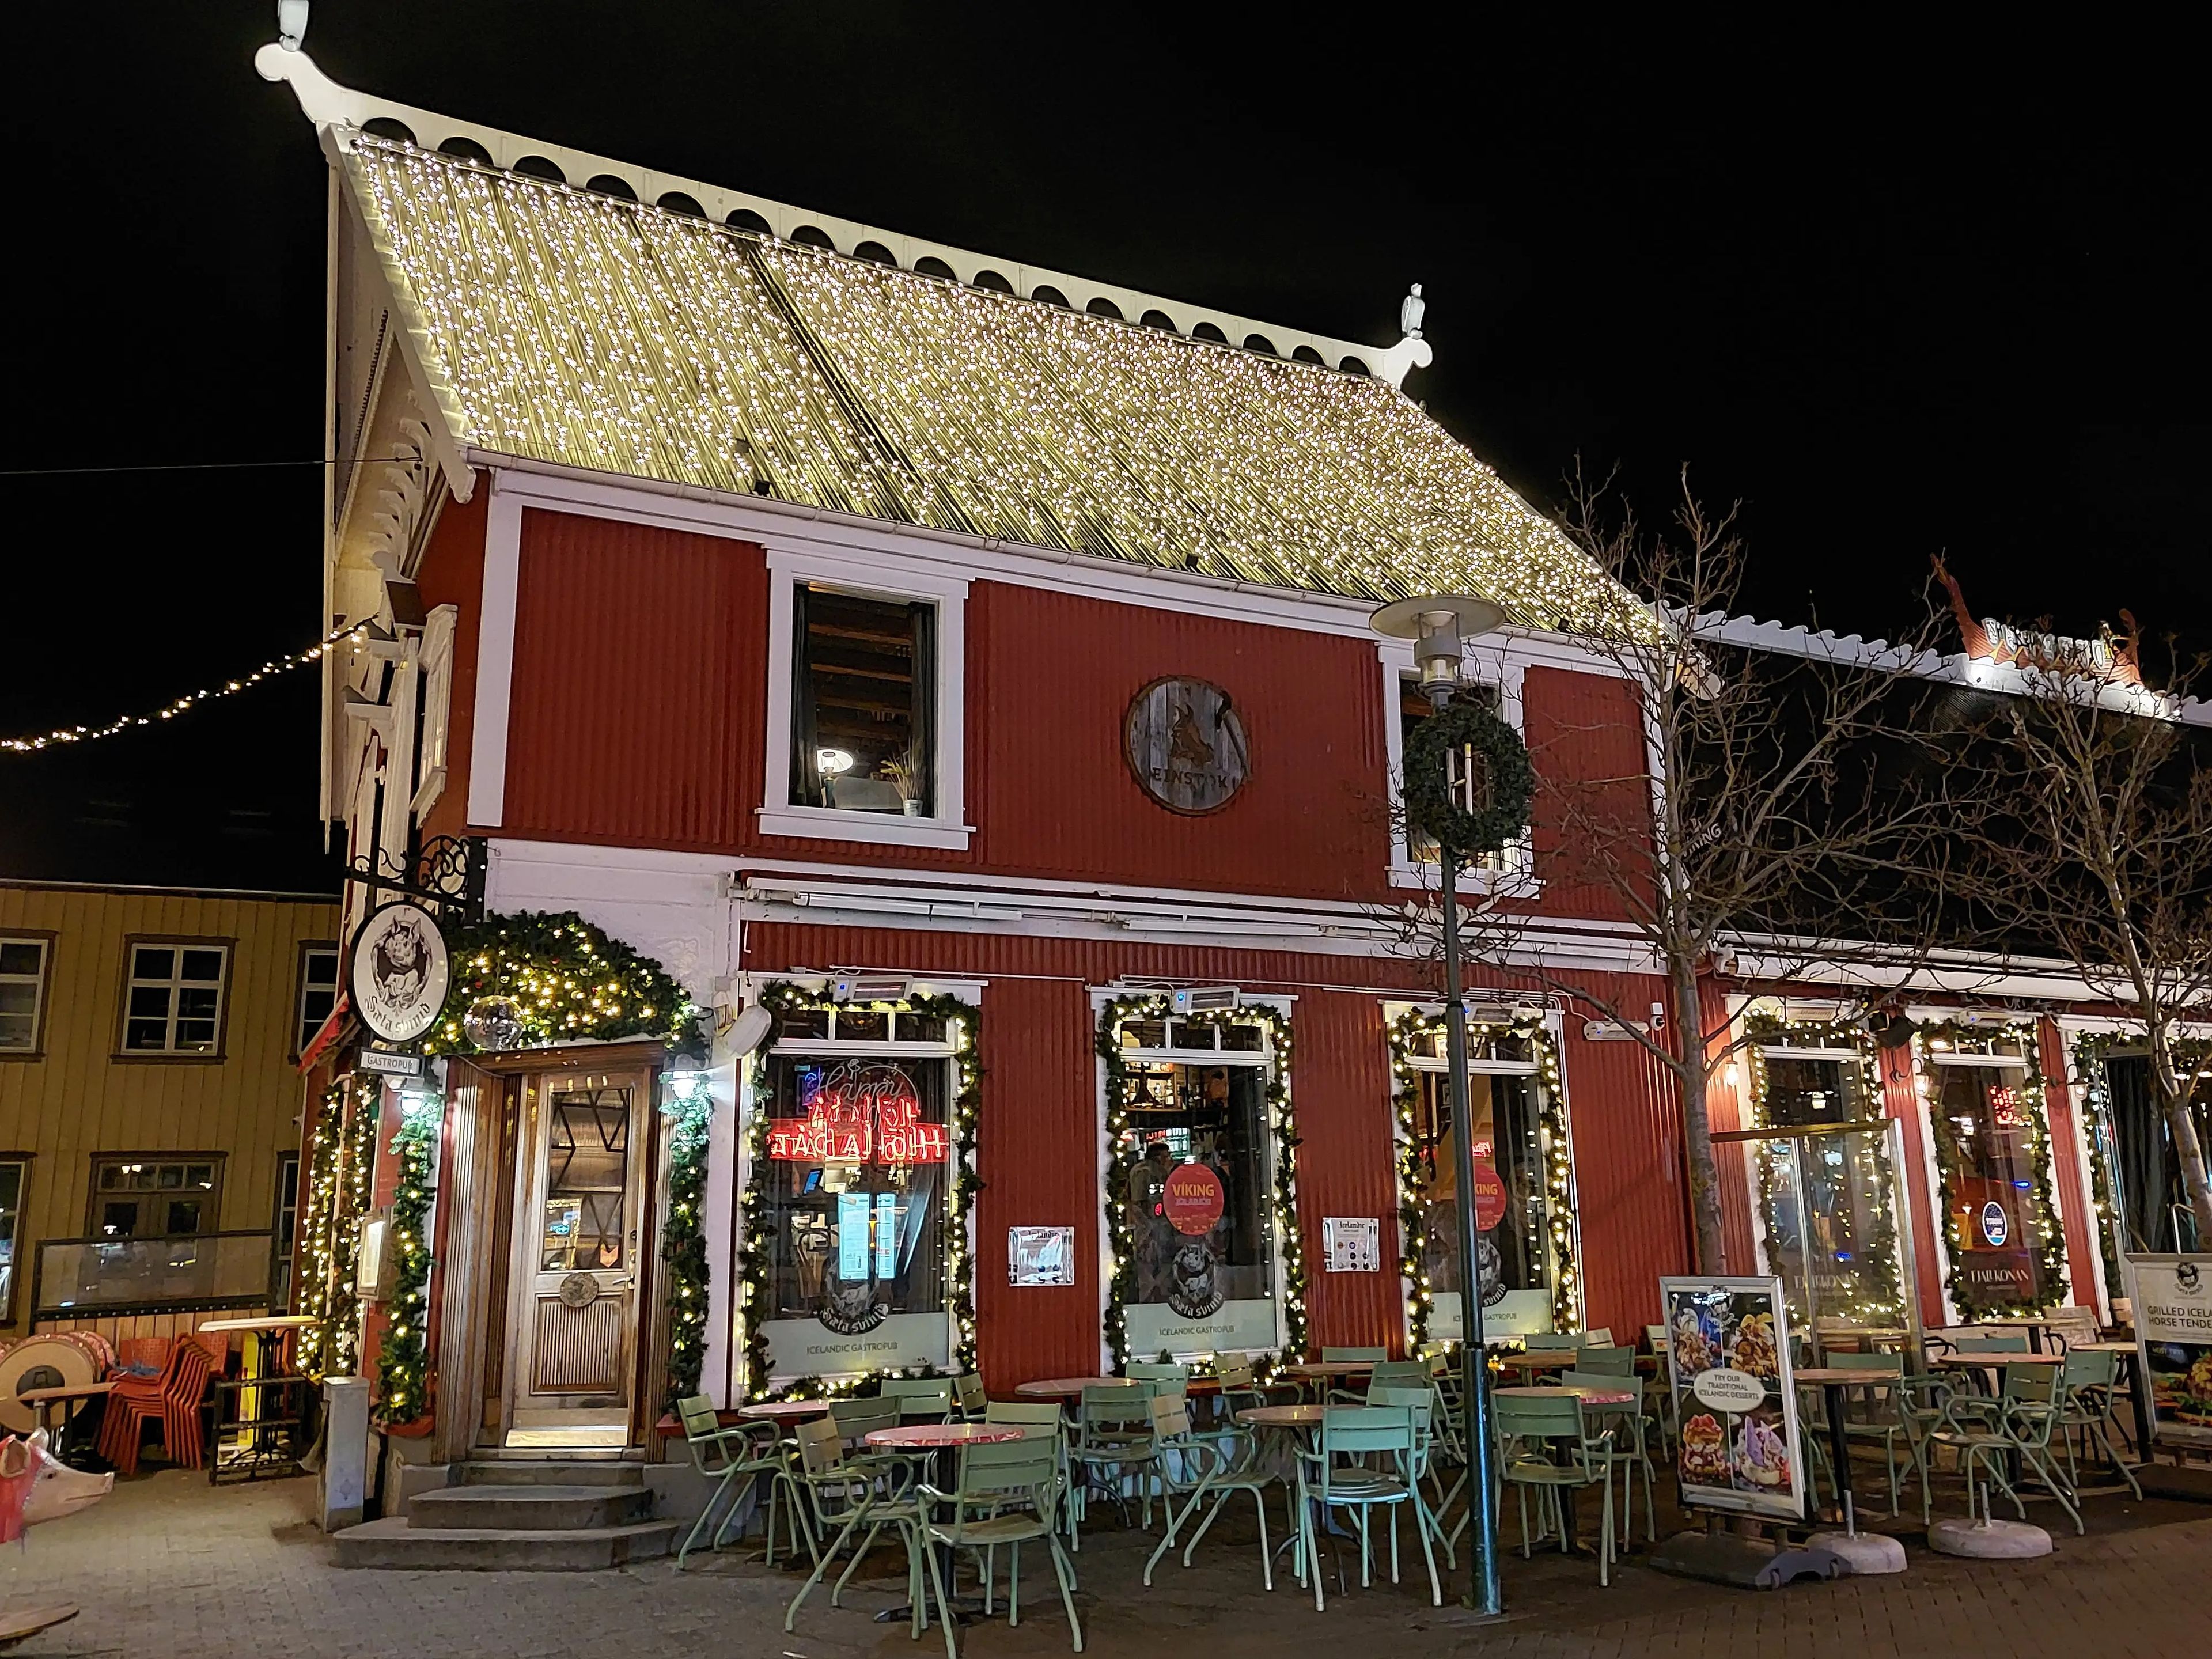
[767,1061,948,1165]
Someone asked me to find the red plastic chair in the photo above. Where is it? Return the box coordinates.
[96,1339,217,1476]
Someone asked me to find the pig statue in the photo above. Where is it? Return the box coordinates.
[1,1431,113,1537]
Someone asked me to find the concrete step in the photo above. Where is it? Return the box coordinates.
[456,1459,643,1488]
[409,1485,654,1531]
[332,1517,679,1571]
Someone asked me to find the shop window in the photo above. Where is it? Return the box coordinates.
[788,585,935,816]
[88,1155,223,1238]
[1407,1032,1563,1340]
[2093,1051,2209,1256]
[294,944,340,1058]
[1112,1018,1281,1356]
[119,940,228,1056]
[0,937,51,1054]
[755,1037,954,1376]
[1929,1046,2052,1313]
[1757,1052,1869,1127]
[0,1159,25,1321]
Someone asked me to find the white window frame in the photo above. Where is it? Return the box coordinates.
[1377,644,1537,895]
[120,941,230,1056]
[0,936,51,1054]
[759,547,971,852]
[295,944,341,1058]
[410,603,459,818]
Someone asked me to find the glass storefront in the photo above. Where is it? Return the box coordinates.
[1109,1016,1282,1358]
[1925,1031,2059,1316]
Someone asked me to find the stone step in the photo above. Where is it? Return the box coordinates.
[456,1459,643,1488]
[409,1485,655,1531]
[332,1517,680,1571]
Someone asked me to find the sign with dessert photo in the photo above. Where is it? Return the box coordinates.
[1659,1275,1809,1521]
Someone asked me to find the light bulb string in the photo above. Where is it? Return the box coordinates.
[2,620,369,754]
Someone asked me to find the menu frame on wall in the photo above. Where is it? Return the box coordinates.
[1658,1274,1809,1522]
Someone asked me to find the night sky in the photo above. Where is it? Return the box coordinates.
[4,6,2206,889]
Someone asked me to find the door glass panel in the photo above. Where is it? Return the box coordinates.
[1757,1130,1907,1335]
[539,1087,631,1272]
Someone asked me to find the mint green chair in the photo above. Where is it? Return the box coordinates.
[1330,1358,1426,1403]
[2059,1347,2141,1499]
[953,1371,988,1421]
[913,1437,1084,1658]
[1929,1364,2082,1534]
[1522,1332,1582,1351]
[881,1377,955,1421]
[1822,1351,1916,1516]
[1126,1362,1188,1384]
[672,1395,789,1569]
[781,1416,927,1636]
[1069,1384,1160,1548]
[830,1394,900,1448]
[1293,1402,1442,1610]
[1575,1344,1637,1376]
[1368,1382,1458,1567]
[1211,1351,1297,1419]
[1494,1390,1616,1586]
[1321,1347,1386,1362]
[1142,1391,1288,1589]
[1556,1369,1656,1545]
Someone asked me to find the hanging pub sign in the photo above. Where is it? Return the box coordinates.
[348,902,450,1046]
[1659,1275,1809,1522]
[2123,1253,2212,1449]
[1124,676,1249,815]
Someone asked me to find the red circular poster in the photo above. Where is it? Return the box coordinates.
[1471,1142,1507,1232]
[1161,1163,1226,1235]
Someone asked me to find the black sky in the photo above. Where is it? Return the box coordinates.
[4,5,2208,889]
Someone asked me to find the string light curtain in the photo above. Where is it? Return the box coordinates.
[344,137,1647,632]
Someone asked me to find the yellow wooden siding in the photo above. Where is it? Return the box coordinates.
[0,884,340,1333]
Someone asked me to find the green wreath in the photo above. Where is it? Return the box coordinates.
[1404,699,1535,857]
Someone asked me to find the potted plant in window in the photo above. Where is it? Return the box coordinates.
[881,749,926,816]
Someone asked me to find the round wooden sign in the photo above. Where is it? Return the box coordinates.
[1124,676,1249,815]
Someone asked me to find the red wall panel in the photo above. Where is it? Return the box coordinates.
[1287,992,1405,1354]
[2038,1016,2098,1313]
[412,488,488,846]
[1699,978,1760,1276]
[1882,1044,1949,1323]
[1521,666,1649,923]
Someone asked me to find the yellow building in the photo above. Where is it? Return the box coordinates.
[0,880,341,1338]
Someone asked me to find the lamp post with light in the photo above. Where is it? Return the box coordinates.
[1370,592,1506,1617]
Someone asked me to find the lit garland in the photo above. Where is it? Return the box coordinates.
[1739,1013,1906,1330]
[1,622,367,753]
[425,911,698,1055]
[1096,993,1308,1369]
[375,1096,439,1425]
[343,137,1649,633]
[736,981,982,1402]
[296,1077,380,1381]
[1387,1005,1580,1349]
[660,1074,713,1406]
[1914,1020,2068,1317]
[2067,1030,2207,1297]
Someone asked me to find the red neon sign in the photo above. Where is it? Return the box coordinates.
[767,1062,947,1165]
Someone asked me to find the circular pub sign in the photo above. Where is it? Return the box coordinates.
[1979,1200,2010,1248]
[1124,676,1249,815]
[1161,1162,1227,1236]
[349,902,451,1046]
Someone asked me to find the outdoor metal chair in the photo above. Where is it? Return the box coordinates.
[830,1395,902,1448]
[986,1399,1080,1559]
[1320,1347,1386,1362]
[1521,1332,1583,1351]
[781,1415,927,1635]
[1818,1352,1918,1517]
[1929,1364,2083,1533]
[671,1395,789,1569]
[953,1372,988,1421]
[1142,1391,1289,1590]
[1293,1402,1441,1609]
[1367,1382,1458,1567]
[1125,1362,1188,1384]
[1494,1390,1617,1586]
[1554,1368,1656,1546]
[914,1437,1084,1658]
[1069,1384,1161,1548]
[881,1377,956,1421]
[1330,1358,1426,1403]
[2059,1347,2141,1499]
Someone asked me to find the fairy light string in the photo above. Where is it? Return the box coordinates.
[1,622,368,754]
[375,1095,440,1424]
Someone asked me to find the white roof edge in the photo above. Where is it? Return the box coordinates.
[1688,608,2212,728]
[257,45,1399,378]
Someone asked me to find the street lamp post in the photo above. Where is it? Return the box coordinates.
[1371,594,1506,1616]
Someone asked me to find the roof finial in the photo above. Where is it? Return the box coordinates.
[1373,282,1435,391]
[278,0,309,51]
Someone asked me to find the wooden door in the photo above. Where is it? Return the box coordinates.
[503,1067,649,1447]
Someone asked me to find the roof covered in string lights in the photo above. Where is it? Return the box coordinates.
[347,137,1641,627]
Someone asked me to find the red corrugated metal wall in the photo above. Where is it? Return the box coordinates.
[1521,666,1647,923]
[1699,978,1760,1274]
[2037,1016,2097,1312]
[412,488,487,846]
[741,923,1684,1377]
[1881,1044,1948,1322]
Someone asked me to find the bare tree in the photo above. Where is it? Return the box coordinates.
[1949,619,2212,1243]
[1390,469,1959,1272]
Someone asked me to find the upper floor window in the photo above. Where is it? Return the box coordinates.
[0,937,51,1054]
[760,552,970,851]
[295,944,340,1058]
[0,1158,25,1321]
[89,1154,223,1237]
[120,941,229,1056]
[790,585,935,816]
[1387,671,1528,887]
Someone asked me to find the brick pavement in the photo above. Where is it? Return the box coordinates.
[3,1471,2209,1658]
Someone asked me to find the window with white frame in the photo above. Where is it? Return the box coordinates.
[120,941,229,1056]
[410,605,457,817]
[295,944,340,1057]
[0,1159,26,1320]
[1384,665,1529,885]
[0,937,51,1053]
[760,554,968,850]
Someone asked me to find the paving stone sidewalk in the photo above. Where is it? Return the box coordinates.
[4,1472,2209,1659]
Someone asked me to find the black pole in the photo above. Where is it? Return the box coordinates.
[1435,687,1502,1615]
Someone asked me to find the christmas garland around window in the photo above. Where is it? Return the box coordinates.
[661,1079,713,1406]
[736,980,982,1402]
[296,1077,379,1381]
[2069,1029,2203,1298]
[375,1099,439,1425]
[1097,993,1307,1370]
[425,910,698,1056]
[1915,1020,2067,1317]
[1387,1005,1579,1349]
[1740,1013,1906,1331]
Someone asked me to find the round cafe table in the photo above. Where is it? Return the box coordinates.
[1496,1350,1575,1374]
[737,1399,832,1425]
[1013,1377,1140,1399]
[16,1382,115,1465]
[863,1423,1030,1626]
[1795,1365,1901,1528]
